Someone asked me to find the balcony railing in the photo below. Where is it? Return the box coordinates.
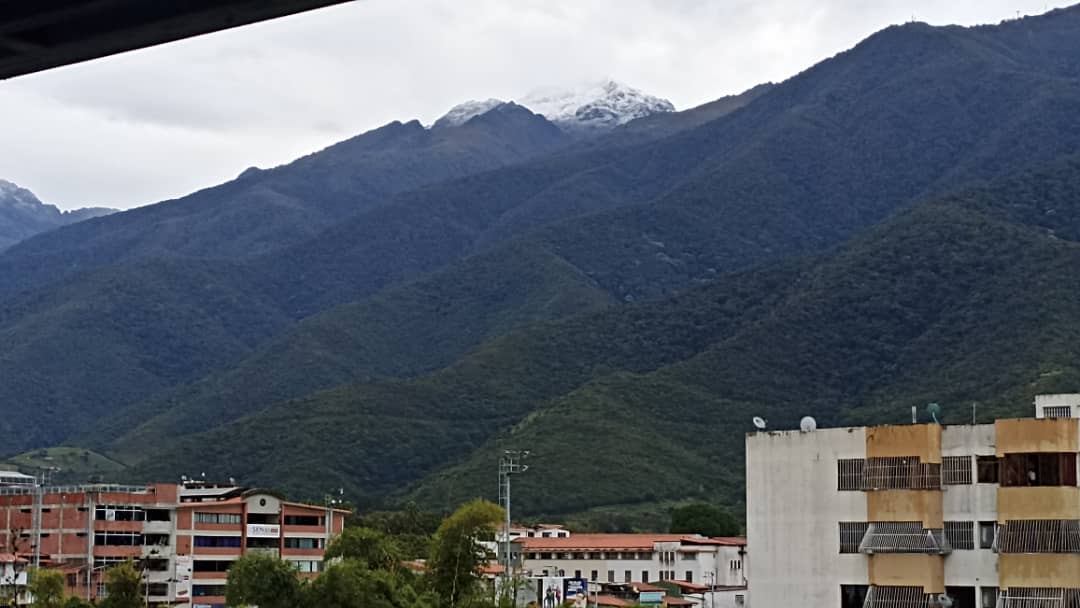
[859,522,951,555]
[839,457,942,491]
[995,520,1080,553]
[862,585,935,608]
[996,588,1080,608]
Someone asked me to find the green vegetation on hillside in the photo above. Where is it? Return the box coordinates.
[2,447,127,483]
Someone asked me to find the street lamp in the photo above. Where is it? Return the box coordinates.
[498,450,529,600]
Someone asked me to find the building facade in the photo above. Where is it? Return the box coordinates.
[514,533,747,594]
[746,393,1080,608]
[0,480,346,607]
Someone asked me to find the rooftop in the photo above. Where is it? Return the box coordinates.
[515,534,746,551]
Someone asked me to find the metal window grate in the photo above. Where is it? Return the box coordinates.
[863,457,942,491]
[944,521,974,550]
[942,456,973,485]
[1044,406,1074,419]
[997,588,1080,608]
[996,520,1080,553]
[840,522,870,554]
[859,522,950,554]
[839,458,866,491]
[863,586,932,608]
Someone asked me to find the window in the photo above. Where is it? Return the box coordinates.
[685,571,693,583]
[735,595,745,607]
[93,531,142,546]
[840,585,869,608]
[193,536,242,548]
[574,570,581,579]
[293,560,323,573]
[979,522,996,549]
[730,559,742,570]
[247,537,279,549]
[838,458,865,491]
[582,552,591,560]
[540,552,552,560]
[980,587,998,608]
[193,560,233,572]
[192,585,228,597]
[942,456,973,485]
[999,453,1078,487]
[147,583,169,597]
[284,537,325,549]
[284,515,323,526]
[624,571,631,583]
[95,506,145,521]
[681,552,696,560]
[590,570,598,581]
[195,512,242,525]
[607,571,615,583]
[839,522,869,554]
[977,456,999,484]
[641,571,649,582]
[944,521,974,550]
[1044,406,1073,419]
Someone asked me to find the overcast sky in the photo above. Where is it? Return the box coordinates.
[0,0,1072,210]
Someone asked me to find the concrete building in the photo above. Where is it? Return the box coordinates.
[0,479,347,607]
[513,532,747,606]
[746,393,1080,608]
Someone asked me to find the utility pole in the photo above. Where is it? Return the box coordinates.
[498,450,529,604]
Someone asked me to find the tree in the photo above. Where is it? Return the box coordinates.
[61,598,93,608]
[306,560,436,608]
[98,560,143,608]
[325,527,404,572]
[426,499,503,608]
[669,504,742,537]
[27,569,64,608]
[225,554,302,608]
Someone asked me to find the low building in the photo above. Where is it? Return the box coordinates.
[746,393,1080,608]
[513,533,746,594]
[0,479,347,607]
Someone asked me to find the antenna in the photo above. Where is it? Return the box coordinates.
[926,403,942,425]
[799,416,817,432]
[752,416,767,430]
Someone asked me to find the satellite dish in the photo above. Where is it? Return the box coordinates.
[752,416,767,430]
[800,416,818,432]
[926,403,943,424]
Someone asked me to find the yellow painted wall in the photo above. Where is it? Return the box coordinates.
[1000,554,1080,588]
[867,554,944,593]
[866,424,942,463]
[866,490,943,528]
[997,486,1080,523]
[995,418,1079,455]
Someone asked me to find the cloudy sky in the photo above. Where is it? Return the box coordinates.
[0,0,1072,210]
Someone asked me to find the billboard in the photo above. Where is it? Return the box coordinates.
[536,577,589,608]
[174,555,193,602]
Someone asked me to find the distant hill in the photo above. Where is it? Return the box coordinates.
[0,179,113,250]
[126,158,1080,513]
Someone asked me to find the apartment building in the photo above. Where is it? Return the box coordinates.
[513,533,747,598]
[0,480,346,607]
[746,393,1080,608]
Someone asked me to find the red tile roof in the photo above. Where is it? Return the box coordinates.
[515,534,746,551]
[596,595,633,607]
[663,598,696,606]
[0,553,27,564]
[664,580,710,593]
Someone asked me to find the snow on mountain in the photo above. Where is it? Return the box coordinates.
[519,80,675,134]
[431,98,507,129]
[429,81,674,136]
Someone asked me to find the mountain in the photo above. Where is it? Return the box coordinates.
[0,102,569,298]
[519,80,675,135]
[8,7,1080,507]
[122,158,1080,512]
[0,179,114,250]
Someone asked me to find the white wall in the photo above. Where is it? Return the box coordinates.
[746,427,867,608]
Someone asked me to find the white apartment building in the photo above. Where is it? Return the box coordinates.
[746,393,1080,608]
[514,533,747,592]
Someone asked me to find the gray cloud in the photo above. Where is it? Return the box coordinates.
[0,0,1071,210]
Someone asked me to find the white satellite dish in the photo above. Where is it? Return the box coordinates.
[800,416,818,432]
[752,416,767,430]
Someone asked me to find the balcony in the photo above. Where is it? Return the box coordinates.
[142,520,172,535]
[838,457,942,491]
[996,520,1080,553]
[246,547,280,558]
[859,522,951,555]
[141,544,172,558]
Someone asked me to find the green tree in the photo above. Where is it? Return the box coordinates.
[98,560,143,608]
[307,560,436,608]
[325,527,403,572]
[426,499,503,608]
[27,569,64,608]
[224,554,302,608]
[669,503,741,537]
[350,504,441,559]
[61,597,93,608]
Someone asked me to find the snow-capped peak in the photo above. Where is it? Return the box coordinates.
[432,98,507,129]
[518,80,675,133]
